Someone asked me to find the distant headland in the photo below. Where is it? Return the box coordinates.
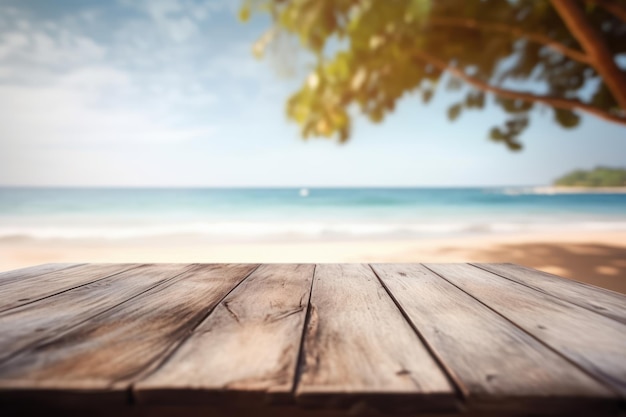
[543,167,626,193]
[555,167,626,187]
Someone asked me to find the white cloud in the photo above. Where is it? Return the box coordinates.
[0,32,29,59]
[0,0,301,186]
[117,0,232,42]
[58,66,131,90]
[0,27,105,69]
[163,16,198,42]
[114,0,239,44]
[0,3,222,154]
[0,77,215,149]
[144,0,198,42]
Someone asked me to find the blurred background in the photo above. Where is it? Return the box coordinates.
[1,0,625,292]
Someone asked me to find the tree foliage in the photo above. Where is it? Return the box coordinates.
[242,0,626,150]
[554,166,626,186]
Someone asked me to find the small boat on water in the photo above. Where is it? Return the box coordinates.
[299,188,309,197]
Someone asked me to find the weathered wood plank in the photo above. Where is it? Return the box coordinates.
[296,264,456,414]
[0,263,194,364]
[135,263,314,405]
[0,264,82,287]
[372,263,617,415]
[425,263,626,398]
[0,264,258,404]
[473,263,626,324]
[0,263,141,312]
[1,261,623,415]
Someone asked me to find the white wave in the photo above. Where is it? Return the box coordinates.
[2,220,626,241]
[497,187,536,196]
[495,186,558,196]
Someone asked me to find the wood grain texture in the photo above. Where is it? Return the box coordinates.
[0,262,624,416]
[0,264,82,287]
[136,263,314,406]
[0,263,141,312]
[0,264,257,399]
[425,263,626,398]
[296,264,456,414]
[372,263,617,414]
[0,263,193,365]
[473,263,626,325]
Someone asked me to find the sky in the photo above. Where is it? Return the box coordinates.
[0,0,625,188]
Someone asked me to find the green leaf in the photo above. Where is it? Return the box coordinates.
[245,0,612,150]
[465,92,485,109]
[489,127,505,141]
[447,103,462,122]
[554,108,581,129]
[446,78,463,91]
[507,141,523,151]
[238,5,251,22]
[422,89,434,104]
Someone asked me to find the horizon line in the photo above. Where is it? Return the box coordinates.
[0,184,548,189]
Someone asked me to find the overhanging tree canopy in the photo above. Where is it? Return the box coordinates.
[242,0,626,150]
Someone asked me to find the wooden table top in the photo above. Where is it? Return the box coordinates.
[0,263,624,417]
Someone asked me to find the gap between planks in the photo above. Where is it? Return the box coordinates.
[372,263,618,415]
[424,264,626,399]
[470,263,626,325]
[2,262,621,415]
[0,263,145,313]
[367,264,468,400]
[294,264,457,414]
[127,264,262,397]
[134,264,316,407]
[0,264,200,367]
[0,263,261,407]
[290,264,317,399]
[0,264,84,287]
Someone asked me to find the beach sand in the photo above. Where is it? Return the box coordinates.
[1,230,625,294]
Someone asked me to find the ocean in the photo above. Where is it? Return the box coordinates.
[0,187,625,242]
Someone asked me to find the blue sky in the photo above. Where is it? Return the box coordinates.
[0,0,624,187]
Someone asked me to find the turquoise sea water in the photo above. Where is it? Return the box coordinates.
[0,187,625,241]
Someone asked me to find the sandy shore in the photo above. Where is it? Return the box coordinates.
[1,230,625,294]
[534,186,626,194]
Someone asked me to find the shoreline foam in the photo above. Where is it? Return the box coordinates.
[2,219,626,241]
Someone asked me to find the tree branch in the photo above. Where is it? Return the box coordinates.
[587,0,626,23]
[552,0,626,109]
[413,50,626,126]
[427,16,590,64]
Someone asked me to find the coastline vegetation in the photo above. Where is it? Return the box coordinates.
[554,167,626,187]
